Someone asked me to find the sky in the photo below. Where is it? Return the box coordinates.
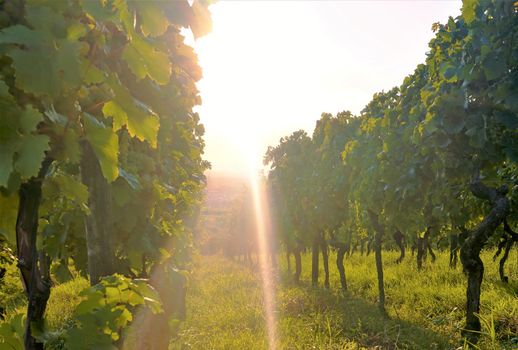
[189,0,462,177]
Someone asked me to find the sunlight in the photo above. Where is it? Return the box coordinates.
[192,1,461,175]
[247,142,278,350]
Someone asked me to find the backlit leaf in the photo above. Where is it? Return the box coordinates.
[83,114,119,182]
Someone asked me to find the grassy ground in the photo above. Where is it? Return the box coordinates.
[1,249,516,349]
[0,262,89,349]
[175,249,517,350]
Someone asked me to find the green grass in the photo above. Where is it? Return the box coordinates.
[301,249,517,349]
[1,249,516,349]
[175,249,517,349]
[0,262,88,348]
[172,256,269,350]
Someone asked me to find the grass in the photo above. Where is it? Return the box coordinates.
[300,249,518,347]
[1,249,516,349]
[175,249,517,349]
[0,262,89,348]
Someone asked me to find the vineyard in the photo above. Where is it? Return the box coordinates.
[0,0,517,349]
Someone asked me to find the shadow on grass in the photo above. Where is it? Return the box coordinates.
[279,271,450,350]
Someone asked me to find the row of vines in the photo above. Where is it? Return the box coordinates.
[265,0,517,346]
[0,0,212,349]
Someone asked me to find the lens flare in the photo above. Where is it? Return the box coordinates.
[248,146,278,350]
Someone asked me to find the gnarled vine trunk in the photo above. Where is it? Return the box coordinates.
[319,233,330,289]
[0,267,5,319]
[424,228,436,263]
[393,229,405,263]
[16,157,52,350]
[360,238,365,255]
[449,233,459,268]
[499,220,517,283]
[336,246,347,290]
[294,247,302,283]
[451,227,469,269]
[367,209,386,315]
[460,181,509,345]
[416,235,424,270]
[366,237,373,256]
[286,248,291,272]
[80,142,116,285]
[311,235,319,286]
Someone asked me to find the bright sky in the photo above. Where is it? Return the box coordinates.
[189,0,462,176]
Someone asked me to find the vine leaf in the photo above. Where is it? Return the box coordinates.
[14,135,50,178]
[462,0,478,24]
[483,53,507,81]
[83,114,119,182]
[0,7,84,97]
[191,0,213,39]
[135,2,169,37]
[103,77,159,147]
[0,83,48,187]
[122,36,171,85]
[494,110,518,130]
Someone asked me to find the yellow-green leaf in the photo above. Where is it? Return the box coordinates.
[83,114,119,182]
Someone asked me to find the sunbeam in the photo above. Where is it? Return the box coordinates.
[248,146,278,350]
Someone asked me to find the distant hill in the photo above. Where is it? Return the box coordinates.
[196,172,249,254]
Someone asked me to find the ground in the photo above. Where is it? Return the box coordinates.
[0,249,516,349]
[173,250,517,350]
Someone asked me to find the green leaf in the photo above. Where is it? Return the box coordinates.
[135,2,169,37]
[439,63,457,82]
[25,5,67,35]
[62,129,81,163]
[483,53,507,81]
[7,39,83,98]
[0,7,83,97]
[462,0,478,24]
[75,290,106,315]
[80,0,117,24]
[82,61,105,85]
[122,36,171,85]
[102,101,127,131]
[103,78,160,147]
[0,24,45,46]
[112,180,132,207]
[67,22,88,41]
[53,174,89,205]
[466,127,486,149]
[19,106,44,134]
[127,111,159,148]
[0,312,24,350]
[494,110,518,129]
[0,84,46,186]
[13,134,50,179]
[442,108,466,134]
[505,93,518,113]
[121,45,147,79]
[504,145,518,163]
[83,114,119,182]
[53,261,74,283]
[434,131,451,148]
